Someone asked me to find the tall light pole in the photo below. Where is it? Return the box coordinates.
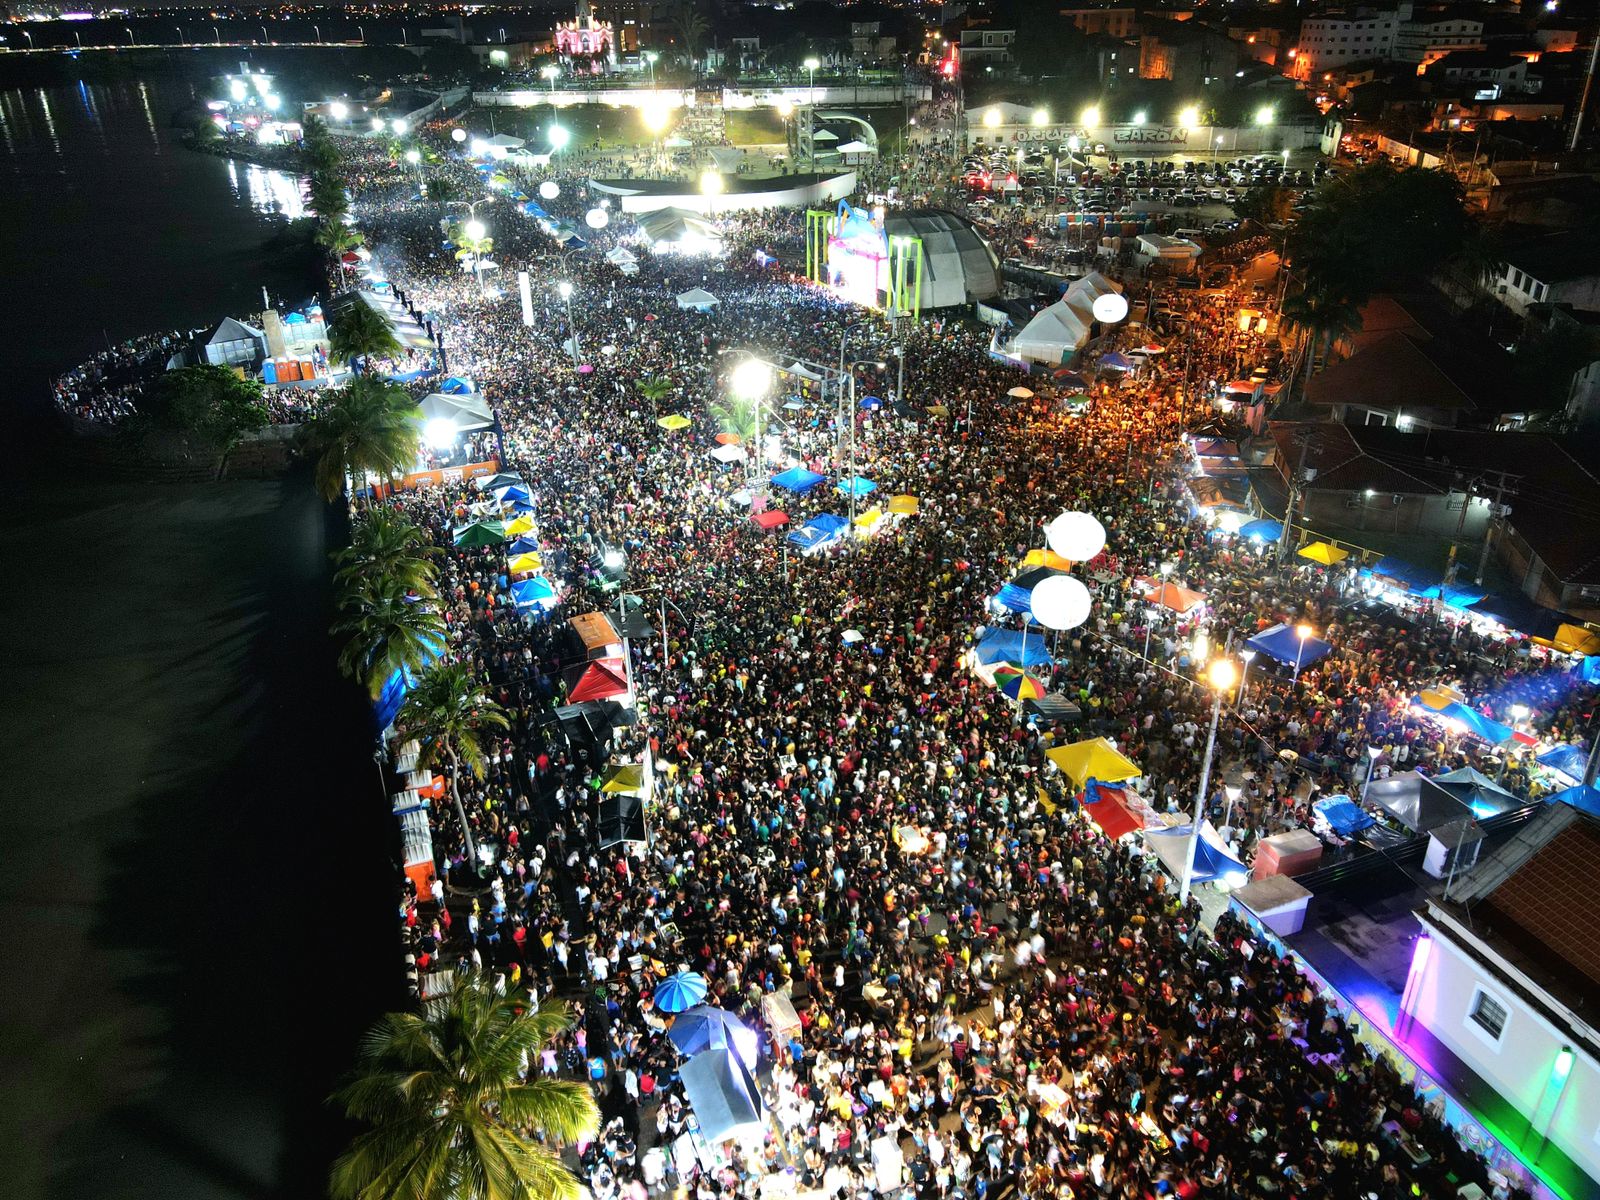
[1180,657,1237,904]
[542,64,560,97]
[804,56,820,166]
[844,357,886,527]
[1237,647,1257,710]
[1362,744,1383,803]
[1292,622,1313,682]
[730,358,774,503]
[405,147,422,188]
[466,217,489,297]
[643,50,658,88]
[558,279,578,368]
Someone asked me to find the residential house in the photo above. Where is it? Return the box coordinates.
[1139,18,1247,88]
[1497,230,1600,316]
[1394,7,1485,66]
[1427,48,1535,92]
[1059,5,1138,39]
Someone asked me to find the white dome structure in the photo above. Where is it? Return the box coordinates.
[882,209,1003,308]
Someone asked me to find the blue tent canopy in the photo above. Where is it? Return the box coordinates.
[1055,371,1090,390]
[511,576,558,611]
[858,395,883,410]
[1467,592,1573,639]
[441,375,474,395]
[666,1005,760,1068]
[836,476,877,496]
[1549,783,1600,818]
[993,583,1034,614]
[771,467,827,493]
[1099,351,1136,371]
[975,628,1055,668]
[1580,656,1600,684]
[1237,518,1282,542]
[508,536,542,555]
[1430,766,1523,817]
[1538,743,1588,781]
[494,484,531,504]
[787,513,849,551]
[373,633,445,730]
[1145,824,1248,884]
[1438,581,1488,609]
[1368,556,1441,593]
[680,1048,764,1144]
[1410,697,1512,745]
[1313,794,1375,836]
[1245,622,1334,669]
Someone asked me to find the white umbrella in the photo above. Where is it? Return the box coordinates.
[812,129,839,142]
[836,139,875,154]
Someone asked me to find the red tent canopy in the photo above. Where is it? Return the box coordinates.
[1083,788,1142,840]
[568,658,629,703]
[752,510,790,530]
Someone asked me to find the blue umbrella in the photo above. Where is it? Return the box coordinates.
[654,971,708,1014]
[858,395,883,410]
[667,1005,760,1068]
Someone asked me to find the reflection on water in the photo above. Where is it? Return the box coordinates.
[226,155,309,219]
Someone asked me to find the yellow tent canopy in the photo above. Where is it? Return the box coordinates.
[504,514,537,537]
[1417,684,1467,711]
[599,763,644,794]
[1534,623,1600,656]
[1045,737,1142,789]
[853,506,884,530]
[657,413,692,431]
[1298,542,1349,566]
[927,404,950,417]
[887,494,919,515]
[507,551,544,575]
[1023,548,1074,570]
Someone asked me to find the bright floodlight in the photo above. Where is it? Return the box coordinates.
[371,117,385,132]
[229,78,248,101]
[602,549,626,569]
[731,359,773,399]
[329,101,348,120]
[422,417,456,448]
[464,218,486,240]
[776,99,794,117]
[1179,106,1200,129]
[1081,105,1100,126]
[1032,107,1050,126]
[451,127,467,143]
[803,56,820,70]
[541,65,559,80]
[1255,105,1275,125]
[1296,623,1314,640]
[405,148,421,164]
[983,107,1002,129]
[264,93,281,111]
[557,280,573,300]
[391,119,408,135]
[700,170,723,195]
[538,180,561,199]
[548,124,571,150]
[470,137,489,157]
[643,103,671,133]
[1132,110,1147,125]
[1208,659,1238,691]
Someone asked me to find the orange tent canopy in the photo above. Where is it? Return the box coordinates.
[568,658,630,703]
[1142,581,1207,613]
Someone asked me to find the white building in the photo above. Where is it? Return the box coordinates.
[1403,804,1600,1195]
[1293,8,1401,77]
[1393,11,1485,65]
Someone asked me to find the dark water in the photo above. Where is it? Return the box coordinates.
[0,78,319,408]
[0,78,399,1200]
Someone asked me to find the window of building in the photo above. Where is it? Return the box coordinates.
[1468,988,1509,1045]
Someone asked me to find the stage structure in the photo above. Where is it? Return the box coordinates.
[810,201,925,320]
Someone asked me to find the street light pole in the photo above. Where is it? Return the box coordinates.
[1237,648,1256,710]
[1292,623,1313,682]
[1181,658,1237,904]
[558,279,578,368]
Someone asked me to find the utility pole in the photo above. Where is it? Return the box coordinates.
[1473,470,1519,586]
[1276,428,1319,563]
[1442,474,1483,587]
[1569,15,1600,153]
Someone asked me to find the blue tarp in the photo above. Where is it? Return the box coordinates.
[1549,783,1600,818]
[1245,622,1334,669]
[836,476,877,496]
[858,395,883,410]
[1431,766,1523,817]
[373,633,445,730]
[1580,657,1600,685]
[1099,352,1136,370]
[975,628,1055,669]
[1538,743,1588,781]
[494,484,531,505]
[511,576,559,611]
[1145,824,1248,884]
[1314,794,1376,836]
[679,1048,764,1144]
[1368,556,1441,593]
[1410,697,1513,745]
[787,513,850,551]
[441,375,474,394]
[771,467,827,493]
[1237,518,1282,542]
[1437,582,1488,609]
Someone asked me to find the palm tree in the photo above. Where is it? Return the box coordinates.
[318,220,366,256]
[673,0,709,73]
[426,176,461,206]
[309,172,349,222]
[397,662,509,874]
[710,395,758,444]
[1279,286,1361,403]
[636,374,672,415]
[301,376,422,501]
[334,575,445,698]
[330,978,599,1200]
[337,510,440,599]
[329,302,405,374]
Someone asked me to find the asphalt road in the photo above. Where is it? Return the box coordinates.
[0,453,402,1200]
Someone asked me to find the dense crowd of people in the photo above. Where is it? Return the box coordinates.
[337,127,1587,1200]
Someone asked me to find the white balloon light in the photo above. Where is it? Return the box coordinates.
[538,180,561,200]
[1029,574,1093,631]
[1046,511,1107,562]
[584,207,609,229]
[1091,291,1129,324]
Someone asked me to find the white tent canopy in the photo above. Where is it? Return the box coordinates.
[1011,302,1092,365]
[418,392,495,432]
[675,287,720,310]
[709,443,747,463]
[486,133,525,149]
[1138,233,1203,259]
[836,139,876,154]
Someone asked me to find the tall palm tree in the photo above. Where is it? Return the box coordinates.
[1279,286,1361,401]
[329,303,405,374]
[337,510,440,599]
[309,172,349,222]
[710,395,758,444]
[397,662,510,874]
[426,176,461,206]
[636,374,672,415]
[673,0,709,73]
[334,575,445,698]
[330,979,599,1200]
[301,376,422,501]
[318,220,366,256]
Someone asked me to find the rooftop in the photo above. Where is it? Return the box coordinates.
[1504,229,1600,287]
[1305,331,1491,414]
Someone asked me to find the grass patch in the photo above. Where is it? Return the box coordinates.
[466,104,667,151]
[726,107,787,146]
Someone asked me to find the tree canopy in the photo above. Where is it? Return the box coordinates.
[143,365,269,451]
